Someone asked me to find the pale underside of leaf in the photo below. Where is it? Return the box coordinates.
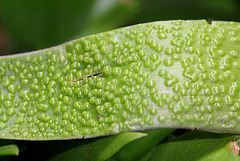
[0,20,240,140]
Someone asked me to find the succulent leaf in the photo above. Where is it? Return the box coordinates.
[0,20,240,140]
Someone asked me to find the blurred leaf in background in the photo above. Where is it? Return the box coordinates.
[0,0,95,52]
[134,0,240,23]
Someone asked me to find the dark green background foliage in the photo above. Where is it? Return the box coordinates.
[0,0,240,161]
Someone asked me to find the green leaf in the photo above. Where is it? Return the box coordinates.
[0,20,240,140]
[150,131,240,161]
[112,129,175,161]
[0,144,19,156]
[45,132,146,161]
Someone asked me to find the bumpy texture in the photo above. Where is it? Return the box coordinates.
[0,20,240,140]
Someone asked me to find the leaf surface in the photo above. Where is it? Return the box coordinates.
[0,20,240,140]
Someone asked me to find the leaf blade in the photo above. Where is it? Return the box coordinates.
[0,20,240,140]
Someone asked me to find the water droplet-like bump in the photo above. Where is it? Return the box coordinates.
[6,108,16,116]
[0,122,7,129]
[158,116,166,122]
[163,58,174,66]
